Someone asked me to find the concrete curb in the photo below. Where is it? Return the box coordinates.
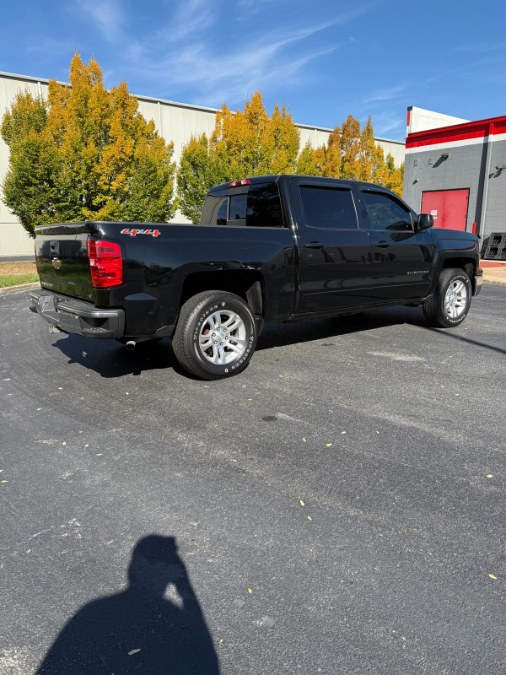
[483,266,506,285]
[0,282,40,295]
[484,278,506,286]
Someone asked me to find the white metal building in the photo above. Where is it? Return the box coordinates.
[0,71,405,257]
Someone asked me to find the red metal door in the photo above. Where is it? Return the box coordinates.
[421,189,469,231]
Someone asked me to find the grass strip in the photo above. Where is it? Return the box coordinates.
[0,274,39,288]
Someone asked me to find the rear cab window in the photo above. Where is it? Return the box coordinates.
[201,181,285,228]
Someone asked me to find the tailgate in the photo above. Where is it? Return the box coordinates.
[35,222,95,302]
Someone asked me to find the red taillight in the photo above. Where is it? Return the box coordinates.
[228,178,251,187]
[88,239,123,288]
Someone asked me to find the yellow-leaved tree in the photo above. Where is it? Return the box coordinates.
[1,54,177,236]
[295,115,404,196]
[178,92,300,222]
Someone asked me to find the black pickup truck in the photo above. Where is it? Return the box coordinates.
[30,175,483,379]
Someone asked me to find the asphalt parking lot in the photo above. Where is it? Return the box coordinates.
[0,285,505,674]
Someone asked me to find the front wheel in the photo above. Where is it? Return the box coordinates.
[172,291,258,379]
[423,268,472,328]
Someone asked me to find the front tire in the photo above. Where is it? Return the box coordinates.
[172,291,258,379]
[423,268,472,328]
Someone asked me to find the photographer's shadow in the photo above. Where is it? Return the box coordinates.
[37,535,219,674]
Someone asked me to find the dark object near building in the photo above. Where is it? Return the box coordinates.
[30,175,482,379]
[482,233,506,261]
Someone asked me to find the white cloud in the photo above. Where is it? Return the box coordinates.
[371,111,404,136]
[364,84,406,104]
[236,0,280,8]
[72,0,370,109]
[424,56,496,85]
[453,42,506,53]
[27,37,78,59]
[163,0,216,43]
[127,32,344,107]
[76,0,125,43]
[120,5,364,105]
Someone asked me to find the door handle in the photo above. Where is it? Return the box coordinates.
[376,241,389,248]
[306,242,323,249]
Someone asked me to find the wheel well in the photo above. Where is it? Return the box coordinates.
[441,258,474,278]
[180,271,264,316]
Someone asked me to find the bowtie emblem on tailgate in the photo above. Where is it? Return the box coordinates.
[50,241,61,269]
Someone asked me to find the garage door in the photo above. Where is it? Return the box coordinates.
[421,189,469,231]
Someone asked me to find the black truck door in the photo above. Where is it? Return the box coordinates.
[294,180,372,313]
[358,189,435,301]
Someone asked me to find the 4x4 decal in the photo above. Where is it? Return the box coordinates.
[120,228,161,238]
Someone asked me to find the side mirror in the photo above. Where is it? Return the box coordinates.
[417,213,434,231]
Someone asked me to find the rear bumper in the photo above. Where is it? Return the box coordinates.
[29,289,125,339]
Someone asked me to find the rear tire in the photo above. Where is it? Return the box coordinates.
[423,268,471,328]
[172,291,258,379]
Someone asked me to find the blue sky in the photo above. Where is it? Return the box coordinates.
[0,0,504,140]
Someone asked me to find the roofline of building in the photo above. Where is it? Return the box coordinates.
[372,136,405,146]
[0,69,405,145]
[0,70,220,114]
[406,113,506,149]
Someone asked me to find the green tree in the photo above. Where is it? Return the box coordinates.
[296,141,323,175]
[1,54,176,236]
[177,134,228,223]
[1,93,61,232]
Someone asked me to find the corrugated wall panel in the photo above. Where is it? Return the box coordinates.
[0,223,33,256]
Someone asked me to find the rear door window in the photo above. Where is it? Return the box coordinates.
[300,185,358,229]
